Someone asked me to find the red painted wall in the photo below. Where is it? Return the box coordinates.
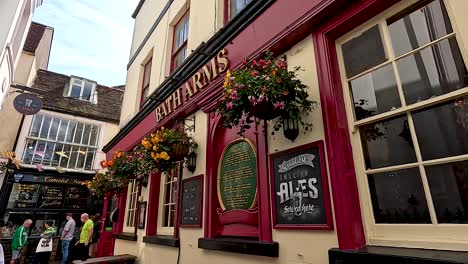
[108,0,406,250]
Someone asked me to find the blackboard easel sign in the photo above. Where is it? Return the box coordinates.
[180,175,203,227]
[269,141,333,230]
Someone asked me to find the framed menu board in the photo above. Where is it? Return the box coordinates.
[38,186,64,209]
[269,141,333,229]
[64,186,89,210]
[180,175,203,227]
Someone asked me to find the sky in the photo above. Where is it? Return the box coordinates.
[33,0,139,86]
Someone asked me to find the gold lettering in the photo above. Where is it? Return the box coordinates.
[210,57,219,80]
[217,49,229,73]
[166,96,174,113]
[156,107,162,122]
[185,81,195,98]
[161,103,168,118]
[172,88,182,109]
[202,65,212,84]
[192,72,204,91]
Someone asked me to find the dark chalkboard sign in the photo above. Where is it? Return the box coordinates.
[180,175,203,227]
[64,186,89,210]
[38,186,64,209]
[270,141,333,229]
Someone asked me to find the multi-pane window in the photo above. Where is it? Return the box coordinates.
[126,180,138,227]
[171,12,189,71]
[22,113,100,171]
[67,78,97,103]
[229,0,253,19]
[161,166,178,228]
[141,59,152,105]
[339,0,468,224]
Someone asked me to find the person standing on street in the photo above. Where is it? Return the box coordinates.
[35,220,56,264]
[10,219,32,264]
[75,214,93,261]
[60,213,75,264]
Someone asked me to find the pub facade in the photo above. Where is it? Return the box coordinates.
[104,0,468,263]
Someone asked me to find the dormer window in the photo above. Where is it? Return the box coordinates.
[67,77,97,103]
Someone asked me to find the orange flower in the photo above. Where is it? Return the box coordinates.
[116,151,122,158]
[282,90,289,96]
[100,160,108,168]
[107,160,114,167]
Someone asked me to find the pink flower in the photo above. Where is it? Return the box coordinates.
[276,60,287,69]
[226,102,234,110]
[238,84,245,90]
[274,102,285,110]
[251,70,258,77]
[231,90,238,100]
[248,96,256,105]
[258,95,265,102]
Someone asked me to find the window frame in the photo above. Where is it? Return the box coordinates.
[21,113,100,171]
[126,179,139,228]
[140,58,152,107]
[157,165,180,235]
[224,0,253,23]
[170,10,190,72]
[67,77,97,103]
[336,0,468,249]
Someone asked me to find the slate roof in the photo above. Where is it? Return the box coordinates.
[31,70,123,124]
[23,22,48,53]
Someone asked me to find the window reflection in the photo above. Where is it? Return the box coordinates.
[369,168,430,223]
[413,98,468,160]
[388,0,453,57]
[351,64,401,120]
[426,160,468,223]
[397,37,468,105]
[360,115,417,169]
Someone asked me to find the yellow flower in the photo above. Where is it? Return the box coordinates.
[226,70,231,78]
[153,145,158,151]
[159,151,170,161]
[226,89,232,95]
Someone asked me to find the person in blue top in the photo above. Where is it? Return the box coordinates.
[10,219,32,264]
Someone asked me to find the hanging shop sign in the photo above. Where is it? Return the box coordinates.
[180,175,203,227]
[217,139,257,211]
[13,93,43,115]
[156,49,230,122]
[270,141,333,229]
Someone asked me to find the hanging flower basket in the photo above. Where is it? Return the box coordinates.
[137,125,197,174]
[170,141,190,161]
[215,50,318,136]
[248,100,280,120]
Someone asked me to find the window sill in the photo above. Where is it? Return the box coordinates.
[143,235,179,248]
[113,232,138,241]
[329,246,468,264]
[198,237,279,257]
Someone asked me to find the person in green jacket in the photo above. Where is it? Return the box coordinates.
[10,219,32,264]
[35,220,56,264]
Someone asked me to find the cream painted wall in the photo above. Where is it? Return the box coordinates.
[115,38,338,264]
[0,0,43,109]
[0,22,52,155]
[120,0,221,126]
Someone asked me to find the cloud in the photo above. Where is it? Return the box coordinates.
[33,0,138,86]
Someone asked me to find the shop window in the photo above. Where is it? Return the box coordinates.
[226,0,253,21]
[338,0,468,228]
[66,78,97,103]
[141,58,152,106]
[22,113,100,171]
[159,166,179,233]
[126,180,138,227]
[171,11,189,71]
